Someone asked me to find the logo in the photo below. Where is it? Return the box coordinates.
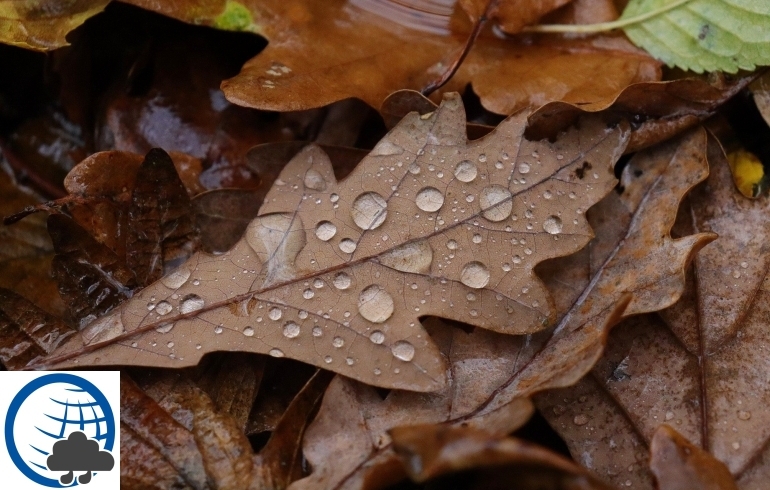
[1,372,120,489]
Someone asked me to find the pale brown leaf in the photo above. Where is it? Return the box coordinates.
[36,93,626,392]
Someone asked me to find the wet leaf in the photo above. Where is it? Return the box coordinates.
[536,137,770,488]
[651,425,738,490]
[218,0,659,114]
[390,424,615,489]
[291,128,713,490]
[37,93,626,391]
[750,71,770,128]
[192,189,264,253]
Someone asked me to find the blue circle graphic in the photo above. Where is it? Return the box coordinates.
[4,374,116,488]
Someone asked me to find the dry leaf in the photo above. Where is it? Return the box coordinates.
[391,423,615,489]
[536,137,770,489]
[750,71,770,128]
[291,128,714,490]
[651,425,738,490]
[36,93,625,392]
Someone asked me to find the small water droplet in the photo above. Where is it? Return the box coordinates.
[472,234,482,244]
[333,336,345,348]
[391,341,415,361]
[333,272,352,290]
[161,267,191,289]
[269,348,285,357]
[460,262,490,289]
[155,323,174,333]
[311,326,322,337]
[371,140,403,156]
[155,301,173,316]
[268,307,282,321]
[303,288,315,299]
[214,326,223,334]
[415,187,445,212]
[358,285,395,323]
[480,185,513,222]
[518,163,531,174]
[665,411,674,421]
[543,216,563,234]
[370,330,385,344]
[192,279,200,286]
[167,341,174,348]
[298,310,309,320]
[732,442,741,450]
[339,238,357,253]
[374,368,382,375]
[180,294,205,314]
[738,410,752,420]
[573,414,589,426]
[346,357,355,365]
[741,261,749,268]
[324,355,333,364]
[283,322,301,338]
[243,326,255,337]
[446,239,458,250]
[303,169,326,190]
[568,191,576,199]
[512,255,522,264]
[352,192,388,230]
[454,160,478,182]
[131,341,138,348]
[495,161,504,169]
[315,221,337,241]
[196,344,202,350]
[502,263,511,271]
[543,190,552,199]
[733,270,741,279]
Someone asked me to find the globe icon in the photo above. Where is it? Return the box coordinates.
[5,374,116,488]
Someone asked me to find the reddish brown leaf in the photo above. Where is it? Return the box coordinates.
[192,189,264,254]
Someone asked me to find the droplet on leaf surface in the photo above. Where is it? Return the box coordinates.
[479,185,513,222]
[460,262,490,289]
[543,216,563,234]
[454,160,478,182]
[180,294,205,314]
[391,341,415,361]
[315,221,337,241]
[351,192,388,230]
[415,187,444,212]
[358,285,395,323]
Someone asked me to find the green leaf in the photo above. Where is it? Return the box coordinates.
[621,0,770,73]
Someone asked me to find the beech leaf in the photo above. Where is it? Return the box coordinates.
[35,93,626,392]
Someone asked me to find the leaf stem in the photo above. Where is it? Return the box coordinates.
[522,0,695,34]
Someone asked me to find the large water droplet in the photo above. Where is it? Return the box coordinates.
[391,340,415,361]
[370,330,385,344]
[161,267,191,289]
[460,262,490,289]
[333,272,352,290]
[518,163,531,174]
[283,322,301,338]
[243,326,255,337]
[315,221,337,241]
[358,285,395,323]
[180,294,205,314]
[371,139,404,156]
[379,240,433,273]
[303,169,327,190]
[351,192,388,230]
[454,160,477,182]
[415,187,444,212]
[339,238,357,254]
[479,185,513,222]
[543,216,563,234]
[155,323,174,333]
[155,301,173,316]
[268,307,282,321]
[269,348,285,358]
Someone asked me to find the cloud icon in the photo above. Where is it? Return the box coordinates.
[46,431,114,485]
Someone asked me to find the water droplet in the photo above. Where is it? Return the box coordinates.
[196,344,202,350]
[391,341,415,361]
[502,263,511,272]
[323,355,333,364]
[300,169,327,193]
[415,187,444,212]
[339,238,357,253]
[741,261,749,268]
[480,185,513,222]
[315,221,337,241]
[192,279,200,286]
[665,411,674,421]
[303,288,315,299]
[161,267,191,289]
[374,368,382,375]
[371,139,404,156]
[466,292,476,301]
[543,190,552,199]
[379,240,433,274]
[370,330,385,344]
[346,357,355,365]
[573,414,589,426]
[454,160,478,182]
[358,285,395,323]
[465,194,474,203]
[460,262,490,289]
[495,161,504,169]
[543,216,563,234]
[732,442,741,450]
[269,348,285,358]
[518,163,531,174]
[333,272,352,290]
[268,307,282,321]
[472,234,483,244]
[155,323,174,334]
[283,322,301,338]
[167,341,174,348]
[214,326,223,334]
[478,154,487,163]
[512,255,522,264]
[131,342,138,348]
[155,301,173,316]
[733,270,741,279]
[446,239,458,250]
[738,410,751,420]
[568,191,576,199]
[180,294,205,314]
[351,192,388,230]
[333,336,345,348]
[243,326,255,337]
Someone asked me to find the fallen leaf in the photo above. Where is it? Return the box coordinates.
[390,423,615,489]
[291,127,713,490]
[651,425,738,490]
[536,137,770,488]
[750,71,770,127]
[36,93,625,392]
[192,189,264,253]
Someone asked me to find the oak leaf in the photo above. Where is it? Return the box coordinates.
[536,137,770,489]
[288,128,714,490]
[35,93,625,392]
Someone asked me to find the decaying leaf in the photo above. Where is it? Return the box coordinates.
[35,93,625,391]
[289,128,714,490]
[391,424,615,489]
[536,138,770,489]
